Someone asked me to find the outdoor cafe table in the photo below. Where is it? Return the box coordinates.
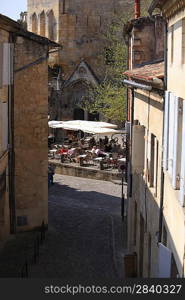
[49,149,57,158]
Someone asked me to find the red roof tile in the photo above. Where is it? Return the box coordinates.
[124,61,164,82]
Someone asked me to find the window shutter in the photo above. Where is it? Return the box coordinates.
[172,97,183,189]
[179,100,185,206]
[3,43,11,86]
[2,102,8,152]
[163,91,170,170]
[168,92,176,177]
[132,125,145,173]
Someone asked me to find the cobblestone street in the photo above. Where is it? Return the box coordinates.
[29,174,127,282]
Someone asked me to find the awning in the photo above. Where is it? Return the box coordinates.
[48,120,124,136]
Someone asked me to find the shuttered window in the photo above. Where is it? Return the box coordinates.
[132,125,145,174]
[0,43,13,88]
[0,101,8,154]
[179,100,185,206]
[163,91,185,205]
[168,92,176,178]
[163,91,183,191]
[172,97,183,189]
[163,91,170,170]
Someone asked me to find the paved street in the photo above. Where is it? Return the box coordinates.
[29,174,126,282]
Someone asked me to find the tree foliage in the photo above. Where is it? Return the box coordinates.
[79,1,156,124]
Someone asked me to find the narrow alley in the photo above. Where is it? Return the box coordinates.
[29,174,126,282]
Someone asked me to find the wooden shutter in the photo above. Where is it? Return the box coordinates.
[179,100,185,206]
[168,92,176,177]
[2,102,8,152]
[163,91,170,170]
[132,125,145,173]
[172,97,183,189]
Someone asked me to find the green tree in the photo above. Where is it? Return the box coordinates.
[79,1,157,125]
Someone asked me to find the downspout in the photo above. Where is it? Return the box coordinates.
[158,20,167,244]
[8,33,16,234]
[129,88,135,197]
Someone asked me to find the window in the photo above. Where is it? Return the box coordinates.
[163,91,185,205]
[39,11,46,37]
[163,92,183,188]
[132,125,145,174]
[47,10,55,41]
[0,100,8,155]
[182,18,185,64]
[147,133,158,191]
[179,100,185,206]
[0,43,13,87]
[31,13,38,34]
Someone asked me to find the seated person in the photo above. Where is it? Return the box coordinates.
[104,143,112,152]
[89,136,96,148]
[58,147,68,154]
[91,146,106,158]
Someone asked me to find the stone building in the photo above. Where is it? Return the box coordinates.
[123,0,185,278]
[148,0,185,278]
[0,23,12,243]
[27,0,134,123]
[0,13,59,243]
[123,13,167,277]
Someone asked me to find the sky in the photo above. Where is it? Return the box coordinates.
[0,0,27,21]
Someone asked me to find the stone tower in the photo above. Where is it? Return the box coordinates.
[27,0,134,122]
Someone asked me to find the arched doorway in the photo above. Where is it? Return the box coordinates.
[73,108,85,120]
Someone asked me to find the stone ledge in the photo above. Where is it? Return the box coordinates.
[49,160,121,182]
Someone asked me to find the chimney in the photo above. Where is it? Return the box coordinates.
[135,0,140,19]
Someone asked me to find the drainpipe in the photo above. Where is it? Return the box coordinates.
[134,0,141,19]
[129,89,135,197]
[158,21,168,244]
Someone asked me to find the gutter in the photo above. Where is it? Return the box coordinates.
[122,79,152,91]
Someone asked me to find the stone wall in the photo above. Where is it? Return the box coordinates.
[0,28,10,243]
[49,161,121,182]
[130,16,165,68]
[14,36,48,231]
[127,90,164,277]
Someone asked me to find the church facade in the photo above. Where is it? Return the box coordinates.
[27,0,133,122]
